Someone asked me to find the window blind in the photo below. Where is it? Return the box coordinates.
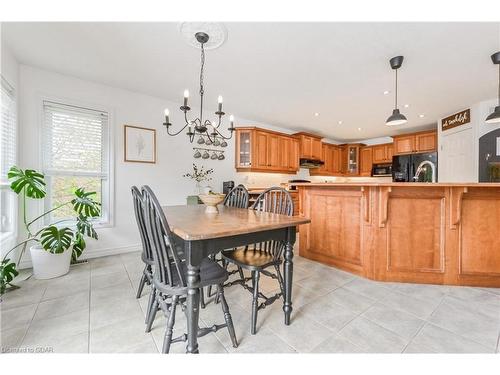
[1,76,16,184]
[42,101,108,177]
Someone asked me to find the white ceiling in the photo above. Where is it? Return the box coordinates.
[2,22,500,141]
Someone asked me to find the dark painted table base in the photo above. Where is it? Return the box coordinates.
[175,226,297,354]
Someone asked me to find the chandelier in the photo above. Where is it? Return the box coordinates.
[163,32,235,143]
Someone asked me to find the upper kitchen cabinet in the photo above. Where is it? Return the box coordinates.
[359,146,373,176]
[235,127,299,174]
[393,130,437,155]
[310,143,340,176]
[372,143,394,163]
[293,132,323,160]
[343,143,365,175]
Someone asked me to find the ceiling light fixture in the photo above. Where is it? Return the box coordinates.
[357,127,362,131]
[485,51,500,124]
[338,121,343,125]
[386,56,408,126]
[314,112,320,117]
[419,114,425,118]
[163,31,235,143]
[404,104,410,108]
[383,90,390,95]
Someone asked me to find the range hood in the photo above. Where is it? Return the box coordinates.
[299,158,325,169]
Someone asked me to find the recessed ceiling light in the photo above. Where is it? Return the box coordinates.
[404,104,410,108]
[338,120,343,125]
[419,114,425,118]
[357,127,362,131]
[314,112,320,117]
[383,90,390,95]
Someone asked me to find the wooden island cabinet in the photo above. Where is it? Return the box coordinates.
[296,182,500,287]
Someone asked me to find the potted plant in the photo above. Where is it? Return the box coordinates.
[0,166,100,297]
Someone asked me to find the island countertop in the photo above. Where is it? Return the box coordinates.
[296,182,500,287]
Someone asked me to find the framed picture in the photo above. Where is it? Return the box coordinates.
[124,125,157,163]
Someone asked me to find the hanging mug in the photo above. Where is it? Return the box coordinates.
[218,153,225,160]
[193,150,201,158]
[205,137,213,146]
[197,136,205,145]
[202,151,210,159]
[211,152,218,160]
[213,138,221,147]
[220,140,228,147]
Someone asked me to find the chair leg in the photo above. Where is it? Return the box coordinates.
[145,285,156,324]
[200,287,206,309]
[238,266,245,281]
[162,295,178,354]
[136,267,148,298]
[251,270,260,335]
[145,289,159,333]
[217,284,238,348]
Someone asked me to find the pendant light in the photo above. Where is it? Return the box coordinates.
[386,56,408,126]
[485,51,500,124]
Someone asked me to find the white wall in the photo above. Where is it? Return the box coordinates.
[17,65,317,266]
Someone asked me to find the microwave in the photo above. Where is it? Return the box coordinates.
[372,163,392,177]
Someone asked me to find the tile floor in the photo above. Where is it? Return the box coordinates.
[1,251,500,353]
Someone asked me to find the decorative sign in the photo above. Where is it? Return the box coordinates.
[441,109,470,131]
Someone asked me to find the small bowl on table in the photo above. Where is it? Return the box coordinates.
[198,193,226,214]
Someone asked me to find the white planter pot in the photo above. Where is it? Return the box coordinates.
[30,245,72,280]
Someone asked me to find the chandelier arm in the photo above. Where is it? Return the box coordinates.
[165,122,190,137]
[212,127,234,140]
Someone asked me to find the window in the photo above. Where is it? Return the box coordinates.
[42,101,111,225]
[0,76,17,240]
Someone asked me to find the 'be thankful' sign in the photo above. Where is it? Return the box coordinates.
[441,109,470,131]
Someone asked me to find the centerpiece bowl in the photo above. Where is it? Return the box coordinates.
[198,193,225,214]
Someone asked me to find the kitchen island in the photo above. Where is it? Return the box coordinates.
[295,182,500,287]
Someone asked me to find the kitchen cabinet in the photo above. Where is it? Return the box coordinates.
[359,147,373,176]
[309,143,343,176]
[294,132,323,160]
[393,130,437,155]
[343,143,364,175]
[235,127,299,174]
[372,143,394,163]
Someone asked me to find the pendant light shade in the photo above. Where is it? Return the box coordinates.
[386,55,407,126]
[386,109,408,126]
[485,51,500,124]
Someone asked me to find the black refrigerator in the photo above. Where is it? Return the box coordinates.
[392,152,438,182]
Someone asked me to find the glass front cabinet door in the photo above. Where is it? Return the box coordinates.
[236,129,252,169]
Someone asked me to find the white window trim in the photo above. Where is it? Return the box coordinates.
[0,75,18,246]
[38,94,115,229]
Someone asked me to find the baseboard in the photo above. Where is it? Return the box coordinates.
[18,244,141,270]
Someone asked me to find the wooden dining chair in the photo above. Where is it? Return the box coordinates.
[206,184,250,301]
[141,185,238,353]
[131,186,157,326]
[221,187,293,334]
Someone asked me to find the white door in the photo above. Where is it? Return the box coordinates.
[439,127,476,182]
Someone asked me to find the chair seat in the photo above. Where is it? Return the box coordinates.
[221,248,281,270]
[154,257,228,295]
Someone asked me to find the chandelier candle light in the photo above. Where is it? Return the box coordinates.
[163,32,235,143]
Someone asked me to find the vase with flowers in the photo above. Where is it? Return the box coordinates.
[183,164,214,195]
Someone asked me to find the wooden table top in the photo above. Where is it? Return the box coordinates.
[162,205,310,241]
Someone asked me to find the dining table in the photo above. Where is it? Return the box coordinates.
[162,204,311,353]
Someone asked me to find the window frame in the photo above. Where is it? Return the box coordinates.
[39,95,114,229]
[0,75,18,245]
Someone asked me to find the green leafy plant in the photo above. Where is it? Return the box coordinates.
[0,166,101,298]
